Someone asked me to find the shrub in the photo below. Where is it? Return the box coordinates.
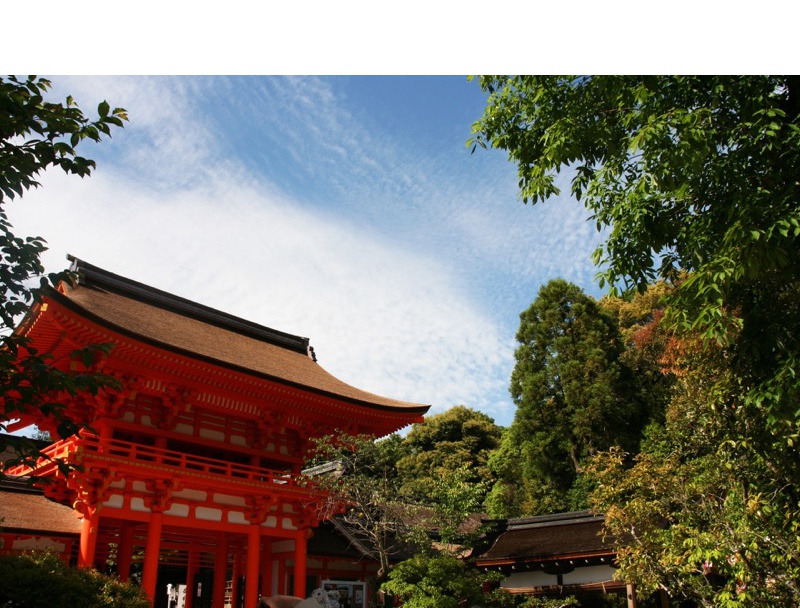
[0,551,150,608]
[382,553,514,608]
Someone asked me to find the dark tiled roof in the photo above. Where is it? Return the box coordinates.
[308,520,372,559]
[0,479,82,535]
[44,258,428,414]
[311,517,416,563]
[475,511,612,563]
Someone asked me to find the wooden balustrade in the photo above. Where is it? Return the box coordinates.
[6,435,306,490]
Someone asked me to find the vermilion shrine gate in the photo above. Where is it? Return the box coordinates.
[6,257,428,608]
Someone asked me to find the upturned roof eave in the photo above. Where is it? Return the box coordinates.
[41,267,430,423]
[43,287,429,417]
[474,548,615,567]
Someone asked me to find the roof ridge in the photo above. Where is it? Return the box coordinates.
[505,510,604,530]
[67,255,315,358]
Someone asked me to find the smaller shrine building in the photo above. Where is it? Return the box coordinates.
[474,511,640,607]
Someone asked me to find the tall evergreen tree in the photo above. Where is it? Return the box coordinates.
[488,279,640,517]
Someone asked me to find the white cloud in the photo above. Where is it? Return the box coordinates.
[10,162,510,422]
[7,76,605,428]
[49,77,226,191]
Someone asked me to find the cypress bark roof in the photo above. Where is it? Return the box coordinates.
[475,511,613,564]
[0,478,82,535]
[46,257,429,414]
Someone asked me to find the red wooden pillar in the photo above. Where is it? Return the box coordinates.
[117,522,136,581]
[245,525,261,608]
[213,535,228,608]
[260,539,273,596]
[98,422,113,450]
[232,546,243,608]
[185,544,199,608]
[78,507,99,568]
[293,530,307,598]
[141,511,164,601]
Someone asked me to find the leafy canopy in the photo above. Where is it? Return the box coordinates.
[304,434,415,582]
[589,331,800,607]
[470,76,800,351]
[1,75,127,202]
[471,75,800,453]
[0,75,127,474]
[382,553,512,608]
[305,430,488,584]
[470,75,800,606]
[396,405,501,502]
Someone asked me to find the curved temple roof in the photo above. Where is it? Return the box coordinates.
[46,257,429,415]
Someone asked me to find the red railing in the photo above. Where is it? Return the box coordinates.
[79,435,301,487]
[7,435,306,490]
[3,437,74,477]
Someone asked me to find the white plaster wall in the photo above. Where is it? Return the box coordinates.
[213,493,246,506]
[563,565,616,585]
[165,503,190,517]
[199,428,224,442]
[195,506,222,521]
[230,435,247,446]
[227,511,246,524]
[501,565,617,589]
[502,571,558,588]
[103,494,125,509]
[173,488,207,501]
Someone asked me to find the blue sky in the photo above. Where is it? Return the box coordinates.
[11,76,606,428]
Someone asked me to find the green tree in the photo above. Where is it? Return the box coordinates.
[305,434,416,583]
[470,76,800,605]
[381,553,513,608]
[306,431,492,587]
[518,598,579,608]
[0,75,127,474]
[470,76,800,419]
[396,405,502,503]
[599,281,676,439]
[589,332,800,606]
[488,279,642,517]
